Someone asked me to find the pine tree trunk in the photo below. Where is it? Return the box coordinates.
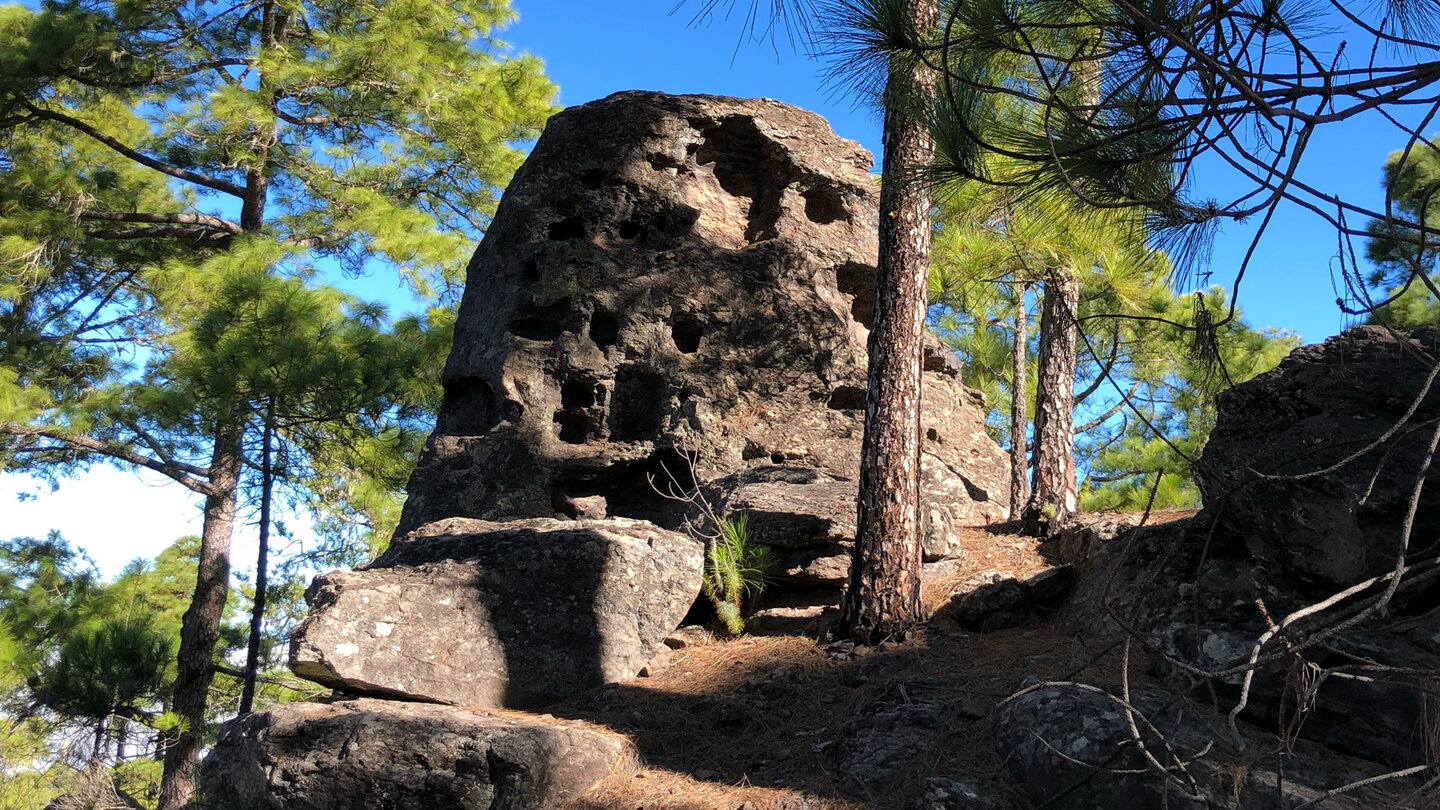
[1024,269,1079,531]
[1009,280,1030,517]
[1020,36,1101,534]
[839,0,938,644]
[239,399,275,715]
[158,422,242,810]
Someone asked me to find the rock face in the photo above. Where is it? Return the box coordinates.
[996,685,1407,810]
[395,90,1009,552]
[289,517,703,708]
[1196,325,1440,589]
[1064,328,1440,770]
[201,699,636,810]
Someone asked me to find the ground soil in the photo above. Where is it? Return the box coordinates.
[554,512,1197,809]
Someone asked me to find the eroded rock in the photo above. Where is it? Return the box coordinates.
[289,517,702,708]
[201,698,636,810]
[395,91,1008,541]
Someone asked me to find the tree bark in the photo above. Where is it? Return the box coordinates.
[1009,279,1030,517]
[1024,269,1079,531]
[839,0,938,645]
[1020,35,1101,534]
[239,398,275,715]
[158,422,242,810]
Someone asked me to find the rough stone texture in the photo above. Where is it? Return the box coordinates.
[703,464,974,571]
[1196,326,1440,590]
[289,517,702,708]
[1058,329,1440,770]
[1067,515,1437,770]
[201,698,636,810]
[996,685,1411,810]
[936,566,1074,632]
[912,778,1018,810]
[836,699,943,794]
[394,90,1008,541]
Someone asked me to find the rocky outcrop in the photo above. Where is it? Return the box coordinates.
[395,90,1008,547]
[1196,325,1440,589]
[1064,327,1440,769]
[228,91,1015,810]
[289,517,702,708]
[935,565,1074,633]
[201,699,636,810]
[996,685,1409,810]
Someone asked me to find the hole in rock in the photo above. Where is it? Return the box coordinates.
[659,204,700,236]
[694,117,789,243]
[671,314,704,354]
[579,169,604,189]
[834,262,876,328]
[590,309,621,349]
[827,386,867,411]
[510,298,578,341]
[561,378,598,409]
[770,452,786,464]
[927,428,940,442]
[803,185,849,224]
[503,399,524,422]
[548,218,588,241]
[437,376,500,436]
[609,367,670,441]
[555,449,696,529]
[553,410,598,444]
[522,259,541,283]
[617,220,645,240]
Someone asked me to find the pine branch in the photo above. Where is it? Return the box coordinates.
[21,100,247,198]
[78,210,243,234]
[1078,381,1143,434]
[87,226,235,246]
[0,425,214,493]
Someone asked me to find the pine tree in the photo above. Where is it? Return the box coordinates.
[0,2,555,804]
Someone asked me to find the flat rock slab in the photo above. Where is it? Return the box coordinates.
[290,517,702,708]
[201,698,637,810]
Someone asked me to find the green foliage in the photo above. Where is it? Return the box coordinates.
[700,514,774,636]
[1366,142,1440,326]
[930,182,1298,511]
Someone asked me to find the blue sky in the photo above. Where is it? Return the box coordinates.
[507,1,1419,343]
[6,0,1427,574]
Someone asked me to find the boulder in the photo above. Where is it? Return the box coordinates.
[912,778,1018,810]
[201,698,636,810]
[704,464,976,572]
[1196,326,1440,590]
[836,699,943,794]
[394,90,1008,540]
[996,685,1412,810]
[289,517,702,708]
[1060,329,1440,769]
[1067,514,1437,769]
[936,566,1074,632]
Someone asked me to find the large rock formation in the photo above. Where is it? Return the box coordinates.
[1196,325,1440,589]
[212,91,1016,809]
[201,699,636,810]
[396,90,1009,559]
[290,517,703,707]
[1065,327,1440,769]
